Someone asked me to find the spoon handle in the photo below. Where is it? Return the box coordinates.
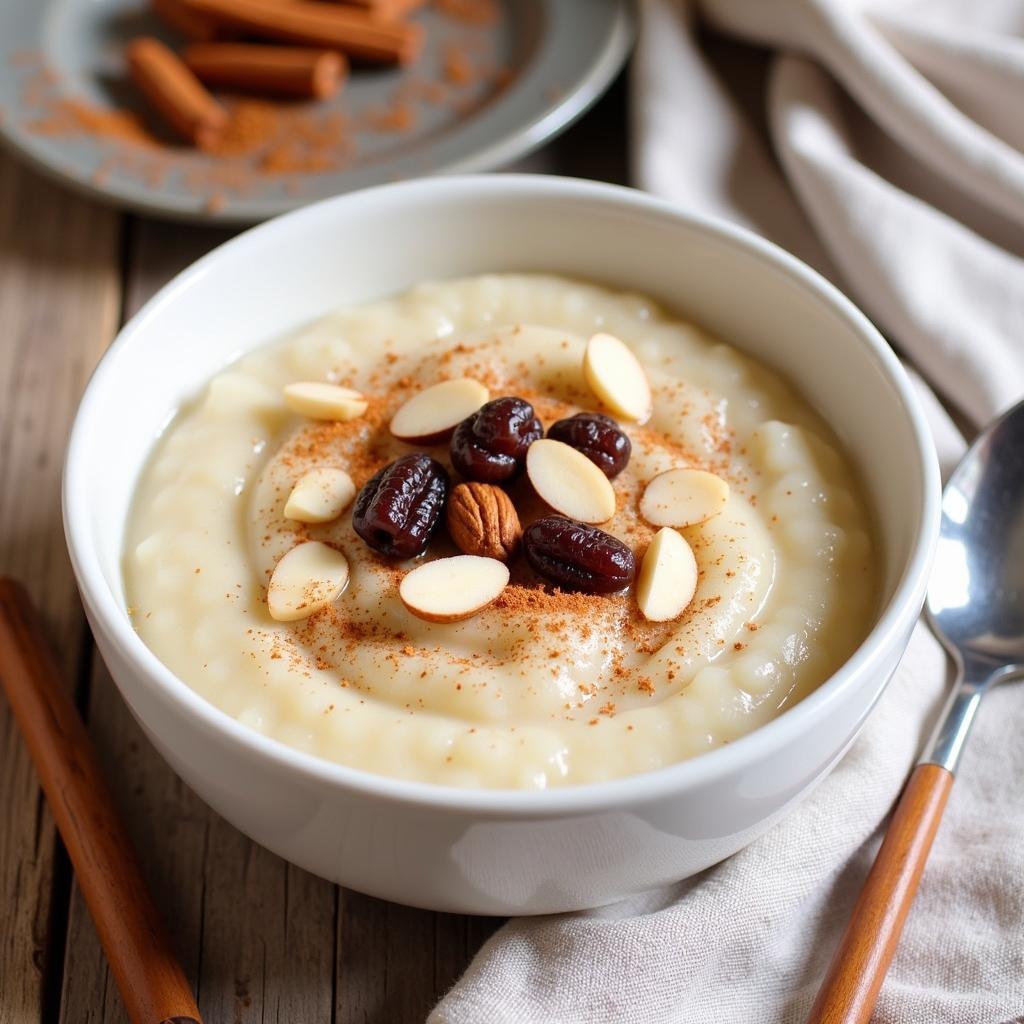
[805,761,953,1024]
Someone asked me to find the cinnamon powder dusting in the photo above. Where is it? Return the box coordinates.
[242,332,742,723]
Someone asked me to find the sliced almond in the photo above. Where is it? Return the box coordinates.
[390,378,489,444]
[526,438,616,524]
[283,381,368,421]
[399,555,509,623]
[640,468,729,528]
[583,332,653,423]
[636,527,698,622]
[267,541,350,622]
[283,467,356,523]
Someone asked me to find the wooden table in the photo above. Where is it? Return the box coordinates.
[0,76,627,1024]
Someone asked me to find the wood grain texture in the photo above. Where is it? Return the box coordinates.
[0,581,201,1024]
[59,653,218,1024]
[0,152,121,1024]
[807,762,955,1024]
[336,891,500,1023]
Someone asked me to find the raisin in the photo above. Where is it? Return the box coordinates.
[450,397,542,483]
[547,412,631,478]
[352,453,449,559]
[522,516,636,593]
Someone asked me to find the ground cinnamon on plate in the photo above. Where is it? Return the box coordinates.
[361,98,417,133]
[12,0,514,212]
[27,98,161,149]
[441,43,473,86]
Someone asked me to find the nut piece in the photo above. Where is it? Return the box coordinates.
[526,438,616,524]
[447,482,522,561]
[283,467,356,523]
[283,381,368,421]
[582,332,653,423]
[390,378,489,445]
[636,527,698,622]
[399,555,510,623]
[267,541,350,622]
[639,468,730,528]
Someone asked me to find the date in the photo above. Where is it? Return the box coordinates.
[522,515,636,593]
[547,412,631,478]
[450,396,542,483]
[352,453,449,559]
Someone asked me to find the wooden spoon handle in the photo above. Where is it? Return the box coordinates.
[806,761,953,1024]
[0,578,202,1024]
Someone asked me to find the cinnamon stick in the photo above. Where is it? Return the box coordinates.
[181,0,424,65]
[151,0,224,42]
[183,43,347,98]
[0,579,202,1024]
[127,36,227,148]
[332,0,428,21]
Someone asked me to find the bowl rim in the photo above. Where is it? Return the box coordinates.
[64,173,941,817]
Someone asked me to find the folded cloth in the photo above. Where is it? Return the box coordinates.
[636,0,1024,426]
[431,3,1024,1021]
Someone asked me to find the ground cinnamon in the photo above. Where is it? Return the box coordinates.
[441,44,473,86]
[183,43,347,98]
[127,36,228,148]
[182,0,424,65]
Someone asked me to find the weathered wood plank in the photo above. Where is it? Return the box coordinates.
[0,152,121,1024]
[57,653,212,1024]
[336,894,501,1023]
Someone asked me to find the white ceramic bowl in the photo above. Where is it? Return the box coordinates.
[64,175,940,915]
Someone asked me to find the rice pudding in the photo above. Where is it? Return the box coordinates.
[124,274,877,788]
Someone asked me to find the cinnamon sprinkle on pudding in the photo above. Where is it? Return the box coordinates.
[124,274,877,788]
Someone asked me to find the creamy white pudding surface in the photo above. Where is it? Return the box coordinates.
[124,275,877,788]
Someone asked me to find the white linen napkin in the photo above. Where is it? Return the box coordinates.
[431,2,1024,1021]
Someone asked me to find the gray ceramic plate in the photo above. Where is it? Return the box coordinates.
[0,0,633,223]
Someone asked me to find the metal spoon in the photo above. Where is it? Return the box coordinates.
[808,397,1024,1024]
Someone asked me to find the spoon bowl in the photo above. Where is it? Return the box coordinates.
[927,398,1024,678]
[810,396,1024,1024]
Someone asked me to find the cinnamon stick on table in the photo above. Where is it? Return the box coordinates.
[0,580,202,1024]
[183,43,347,99]
[181,0,424,65]
[128,36,227,148]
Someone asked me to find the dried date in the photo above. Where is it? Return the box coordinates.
[522,515,636,594]
[547,412,631,478]
[352,453,449,559]
[450,397,542,483]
